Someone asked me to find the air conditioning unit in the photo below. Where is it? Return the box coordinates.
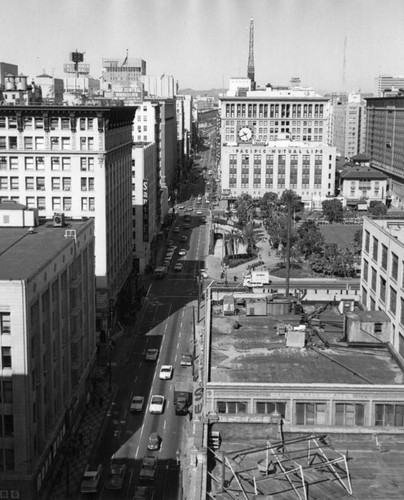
[53,213,65,227]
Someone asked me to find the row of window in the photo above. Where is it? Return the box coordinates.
[224,103,325,119]
[0,196,95,211]
[225,120,325,127]
[0,136,95,151]
[216,400,404,427]
[364,230,404,287]
[0,116,94,131]
[0,177,94,191]
[0,156,95,171]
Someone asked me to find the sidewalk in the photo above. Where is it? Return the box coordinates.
[42,379,116,499]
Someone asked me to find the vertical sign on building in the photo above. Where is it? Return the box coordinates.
[143,179,149,242]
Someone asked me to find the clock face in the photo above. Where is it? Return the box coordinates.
[238,126,253,142]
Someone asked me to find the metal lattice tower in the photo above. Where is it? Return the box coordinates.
[247,18,256,90]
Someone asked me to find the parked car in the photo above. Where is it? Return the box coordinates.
[174,262,183,272]
[130,395,145,413]
[80,464,103,494]
[105,463,126,490]
[145,348,159,361]
[174,226,180,233]
[180,353,193,367]
[179,249,187,256]
[180,235,188,242]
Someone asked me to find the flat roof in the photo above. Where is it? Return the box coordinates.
[0,220,92,281]
[209,304,404,385]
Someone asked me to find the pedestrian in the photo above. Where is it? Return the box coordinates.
[99,396,104,407]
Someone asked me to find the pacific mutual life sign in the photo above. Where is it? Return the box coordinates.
[143,179,149,242]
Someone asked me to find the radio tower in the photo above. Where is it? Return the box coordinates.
[247,18,256,90]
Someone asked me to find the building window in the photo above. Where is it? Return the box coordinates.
[50,118,59,130]
[380,276,386,303]
[61,137,71,150]
[37,197,46,210]
[296,402,326,425]
[363,260,368,282]
[401,298,404,326]
[61,118,70,130]
[51,177,61,190]
[63,178,71,191]
[217,401,247,414]
[26,177,34,190]
[375,404,404,427]
[392,253,398,281]
[256,402,286,417]
[390,286,397,315]
[1,347,11,368]
[10,177,19,190]
[0,380,12,403]
[381,244,388,271]
[62,158,71,171]
[36,177,45,191]
[63,197,71,211]
[35,137,44,150]
[51,137,60,150]
[364,230,370,253]
[371,267,377,292]
[26,196,35,208]
[335,403,364,426]
[25,157,34,170]
[372,237,378,262]
[36,157,45,170]
[9,157,18,170]
[51,157,60,170]
[24,137,33,149]
[0,313,10,335]
[52,197,61,211]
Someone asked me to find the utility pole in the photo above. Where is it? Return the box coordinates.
[285,196,292,299]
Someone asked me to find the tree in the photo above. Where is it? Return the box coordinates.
[234,194,254,226]
[296,220,325,259]
[322,199,343,223]
[241,223,259,255]
[368,201,388,217]
[353,229,362,254]
[259,192,278,219]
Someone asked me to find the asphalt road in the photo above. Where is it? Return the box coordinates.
[83,202,211,499]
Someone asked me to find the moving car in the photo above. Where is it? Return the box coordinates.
[145,348,159,361]
[149,395,165,414]
[180,235,188,243]
[134,485,152,499]
[130,395,145,413]
[147,432,161,451]
[183,223,191,229]
[178,249,187,256]
[166,239,173,246]
[80,464,103,494]
[105,463,126,490]
[159,365,173,379]
[174,226,180,233]
[180,353,193,367]
[174,262,183,272]
[139,456,157,481]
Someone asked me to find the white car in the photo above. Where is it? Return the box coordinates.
[200,269,208,279]
[159,365,173,380]
[205,200,211,205]
[149,395,165,414]
[197,210,203,215]
[130,395,145,413]
[179,249,187,256]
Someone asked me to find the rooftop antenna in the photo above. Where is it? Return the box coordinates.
[247,18,256,90]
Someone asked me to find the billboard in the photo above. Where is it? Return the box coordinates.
[143,179,149,242]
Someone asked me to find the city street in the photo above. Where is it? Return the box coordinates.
[81,198,211,499]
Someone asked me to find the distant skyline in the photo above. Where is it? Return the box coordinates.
[3,0,404,94]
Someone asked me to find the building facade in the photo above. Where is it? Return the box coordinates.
[132,142,158,272]
[365,96,404,208]
[0,104,137,330]
[339,167,387,208]
[0,209,95,498]
[375,75,404,96]
[360,216,404,355]
[332,92,367,158]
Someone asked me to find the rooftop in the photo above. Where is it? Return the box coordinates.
[209,303,404,385]
[0,219,92,281]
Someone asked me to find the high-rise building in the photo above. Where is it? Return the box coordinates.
[102,57,146,85]
[219,83,336,208]
[141,75,175,98]
[0,205,95,498]
[0,103,137,331]
[365,96,404,208]
[332,92,367,159]
[360,216,404,354]
[375,75,404,96]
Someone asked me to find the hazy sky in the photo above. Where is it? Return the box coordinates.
[3,0,404,93]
